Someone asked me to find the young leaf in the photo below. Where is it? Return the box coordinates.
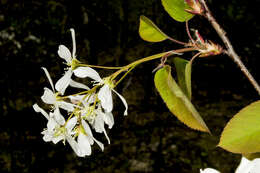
[154,65,210,133]
[218,101,260,154]
[185,62,192,99]
[139,15,168,42]
[161,0,194,22]
[173,57,192,100]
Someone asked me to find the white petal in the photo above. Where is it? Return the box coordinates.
[52,135,64,144]
[41,88,56,104]
[93,113,105,133]
[92,137,104,151]
[103,127,110,144]
[55,69,73,95]
[78,133,91,156]
[58,101,76,112]
[66,134,83,157]
[58,45,72,64]
[42,130,53,142]
[250,159,260,173]
[42,67,55,91]
[53,108,65,125]
[83,94,96,104]
[70,79,90,90]
[200,168,220,173]
[70,28,76,59]
[236,157,252,173]
[33,104,49,120]
[73,67,102,82]
[98,85,113,112]
[47,116,58,131]
[82,115,105,149]
[81,119,94,145]
[68,94,95,107]
[236,157,260,173]
[112,89,128,116]
[83,132,104,151]
[94,113,110,144]
[65,116,77,133]
[103,112,114,129]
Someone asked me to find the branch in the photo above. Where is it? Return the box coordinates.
[199,0,260,96]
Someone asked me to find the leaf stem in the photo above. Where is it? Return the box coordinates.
[114,64,136,87]
[78,64,123,70]
[190,52,201,64]
[199,0,260,96]
[111,47,196,80]
[167,37,188,46]
[186,20,195,44]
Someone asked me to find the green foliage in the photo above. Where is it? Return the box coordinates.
[154,65,210,132]
[218,101,260,154]
[139,15,168,42]
[173,57,192,100]
[161,0,194,22]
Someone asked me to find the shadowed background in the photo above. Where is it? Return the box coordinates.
[0,0,259,172]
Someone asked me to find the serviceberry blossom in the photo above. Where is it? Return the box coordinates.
[56,28,94,94]
[40,67,76,125]
[86,105,114,144]
[57,28,128,116]
[33,103,104,157]
[33,104,80,154]
[73,66,128,115]
[77,119,104,157]
[200,156,260,173]
[69,94,115,144]
[34,28,129,157]
[235,156,260,173]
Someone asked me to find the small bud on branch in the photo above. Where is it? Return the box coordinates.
[185,0,204,15]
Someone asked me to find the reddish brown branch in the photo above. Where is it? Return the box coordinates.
[199,0,260,96]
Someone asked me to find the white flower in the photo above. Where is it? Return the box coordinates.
[33,104,61,142]
[235,156,260,173]
[76,119,104,157]
[41,67,77,125]
[56,28,90,95]
[57,29,127,114]
[74,66,128,115]
[33,104,104,157]
[91,107,114,144]
[98,81,128,116]
[199,156,260,173]
[78,102,114,144]
[200,168,220,173]
[33,104,78,149]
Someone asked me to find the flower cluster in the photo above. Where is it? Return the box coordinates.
[33,28,128,157]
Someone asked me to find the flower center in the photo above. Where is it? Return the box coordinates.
[70,58,81,70]
[103,77,115,89]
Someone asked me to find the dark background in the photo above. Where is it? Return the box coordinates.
[0,0,259,172]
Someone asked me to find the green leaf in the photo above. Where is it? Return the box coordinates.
[185,62,192,99]
[218,101,260,154]
[154,65,210,132]
[243,153,260,161]
[139,15,168,42]
[161,0,194,22]
[173,57,192,100]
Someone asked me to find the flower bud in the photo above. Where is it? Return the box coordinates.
[185,0,204,15]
